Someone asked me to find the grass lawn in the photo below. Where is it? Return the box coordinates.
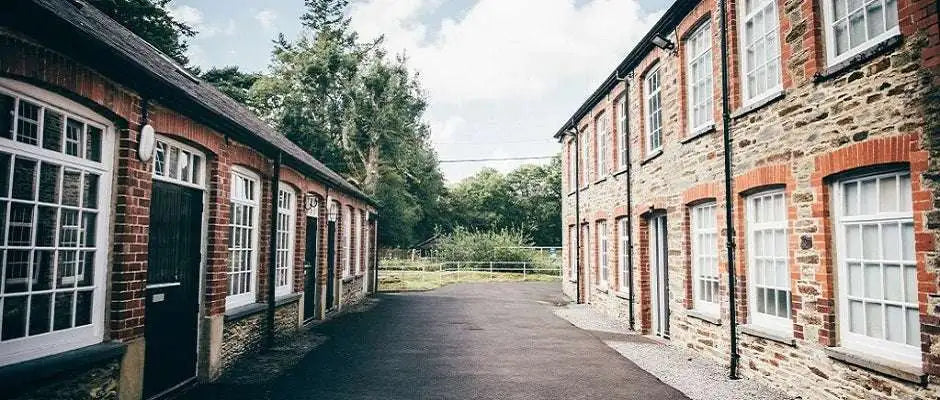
[378,270,560,291]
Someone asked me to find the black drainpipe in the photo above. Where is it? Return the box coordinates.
[265,152,282,348]
[572,124,582,304]
[371,213,379,293]
[623,88,636,331]
[718,0,740,379]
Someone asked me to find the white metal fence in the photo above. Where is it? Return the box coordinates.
[377,259,562,291]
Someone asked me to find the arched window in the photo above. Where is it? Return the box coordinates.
[275,183,295,296]
[228,166,260,308]
[0,79,114,366]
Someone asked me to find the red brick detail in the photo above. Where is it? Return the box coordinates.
[810,134,938,368]
[612,205,629,219]
[594,210,610,220]
[682,182,720,205]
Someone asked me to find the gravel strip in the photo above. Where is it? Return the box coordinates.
[555,305,791,400]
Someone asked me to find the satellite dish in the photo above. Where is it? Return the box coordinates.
[139,124,156,162]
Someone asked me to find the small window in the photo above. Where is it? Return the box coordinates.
[835,170,919,365]
[644,67,663,154]
[685,21,714,132]
[596,114,610,178]
[598,221,609,287]
[618,218,630,291]
[691,202,719,315]
[738,0,782,104]
[275,184,295,296]
[228,168,259,308]
[823,0,899,66]
[746,189,791,332]
[153,138,204,188]
[580,129,590,187]
[617,97,628,170]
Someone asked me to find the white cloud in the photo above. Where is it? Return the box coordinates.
[349,0,658,104]
[169,6,236,38]
[346,0,662,182]
[255,9,278,30]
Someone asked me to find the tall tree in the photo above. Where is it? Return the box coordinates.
[251,0,445,247]
[89,0,195,65]
[200,66,261,105]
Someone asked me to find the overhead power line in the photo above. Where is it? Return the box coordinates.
[439,155,556,163]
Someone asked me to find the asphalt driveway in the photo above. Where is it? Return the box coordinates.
[183,282,687,400]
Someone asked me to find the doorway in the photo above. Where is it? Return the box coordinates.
[143,180,203,398]
[303,215,319,322]
[648,213,669,338]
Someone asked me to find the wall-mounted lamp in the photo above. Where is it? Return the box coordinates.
[651,34,675,51]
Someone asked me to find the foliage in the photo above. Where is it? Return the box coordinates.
[444,156,561,246]
[249,0,446,248]
[89,0,195,66]
[200,66,261,105]
[434,228,533,263]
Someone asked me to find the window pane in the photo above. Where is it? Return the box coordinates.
[881,223,900,260]
[8,203,33,246]
[848,262,863,296]
[16,100,40,145]
[36,205,56,247]
[62,170,81,207]
[33,250,54,290]
[906,308,919,346]
[756,287,766,313]
[85,126,102,162]
[862,225,879,259]
[39,162,60,204]
[168,147,179,179]
[53,291,74,331]
[885,0,898,28]
[865,302,883,337]
[904,265,917,303]
[3,250,30,293]
[776,290,789,318]
[901,222,914,261]
[1,295,27,340]
[844,182,858,215]
[75,290,93,327]
[834,21,850,55]
[864,263,882,299]
[65,118,82,157]
[12,157,36,200]
[83,174,98,209]
[899,174,911,211]
[0,93,13,139]
[849,299,864,333]
[885,304,904,343]
[28,293,52,335]
[883,263,902,301]
[42,109,63,152]
[0,152,10,198]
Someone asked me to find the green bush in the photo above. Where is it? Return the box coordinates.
[432,228,559,274]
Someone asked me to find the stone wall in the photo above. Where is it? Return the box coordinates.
[560,0,940,398]
[219,300,300,375]
[10,361,120,400]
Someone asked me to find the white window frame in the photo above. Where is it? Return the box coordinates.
[834,169,920,366]
[685,20,714,133]
[596,114,610,178]
[227,167,260,309]
[580,128,590,187]
[568,226,577,280]
[617,96,628,170]
[644,66,663,154]
[0,79,114,367]
[354,209,362,275]
[568,140,577,192]
[746,189,792,332]
[598,221,609,287]
[274,183,295,297]
[737,0,783,106]
[343,206,352,277]
[619,218,630,291]
[821,0,900,67]
[152,138,205,189]
[691,202,719,316]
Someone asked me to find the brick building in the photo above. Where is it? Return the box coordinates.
[558,0,940,398]
[0,1,377,399]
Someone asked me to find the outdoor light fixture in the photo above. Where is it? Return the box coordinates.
[651,34,675,51]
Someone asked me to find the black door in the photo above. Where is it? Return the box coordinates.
[325,220,337,311]
[143,181,202,398]
[303,216,318,322]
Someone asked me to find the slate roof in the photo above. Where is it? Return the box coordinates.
[19,0,374,205]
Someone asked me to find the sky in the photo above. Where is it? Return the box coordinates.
[169,0,672,182]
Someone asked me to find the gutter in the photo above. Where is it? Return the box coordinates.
[717,0,740,379]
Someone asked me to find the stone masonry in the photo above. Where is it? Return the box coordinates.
[561,0,940,399]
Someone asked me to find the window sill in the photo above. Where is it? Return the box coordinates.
[740,324,795,346]
[613,290,631,300]
[687,309,721,325]
[0,341,126,394]
[813,34,902,83]
[640,149,663,166]
[823,346,925,385]
[680,124,715,144]
[612,168,629,178]
[732,90,785,120]
[275,292,302,307]
[594,286,609,294]
[225,302,266,321]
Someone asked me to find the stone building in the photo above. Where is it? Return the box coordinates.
[558,0,939,398]
[0,1,377,399]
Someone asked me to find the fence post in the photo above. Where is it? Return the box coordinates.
[523,262,527,280]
